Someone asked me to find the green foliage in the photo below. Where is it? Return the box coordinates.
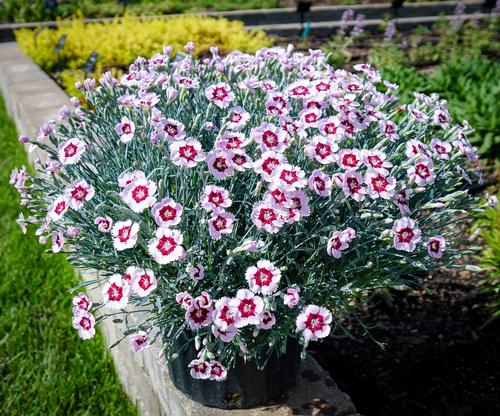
[0,94,137,415]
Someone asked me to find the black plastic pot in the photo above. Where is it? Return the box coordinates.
[167,336,300,409]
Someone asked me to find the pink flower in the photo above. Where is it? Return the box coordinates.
[318,116,343,139]
[296,305,332,341]
[215,132,248,151]
[406,140,430,158]
[158,118,185,141]
[427,235,446,258]
[272,163,307,191]
[283,191,310,222]
[208,211,235,240]
[72,311,96,340]
[235,239,263,253]
[245,260,281,295]
[209,361,227,381]
[342,170,367,201]
[284,287,300,308]
[365,170,396,199]
[129,331,150,352]
[51,231,64,253]
[64,179,95,210]
[251,122,289,153]
[123,266,139,282]
[433,109,450,128]
[407,157,435,186]
[205,82,235,108]
[170,138,206,167]
[176,291,194,310]
[212,324,237,342]
[265,93,289,116]
[395,188,411,215]
[213,297,237,330]
[95,215,113,233]
[120,177,157,213]
[67,226,80,237]
[151,197,183,227]
[115,116,135,143]
[228,150,253,172]
[230,289,264,328]
[362,150,392,174]
[299,107,322,128]
[257,311,276,330]
[337,149,362,170]
[118,170,146,188]
[189,264,205,281]
[305,136,339,164]
[430,138,451,160]
[253,151,287,182]
[380,120,399,141]
[130,268,157,297]
[251,201,287,234]
[327,231,349,258]
[102,274,130,309]
[72,292,92,314]
[286,80,312,99]
[147,227,185,264]
[58,138,85,165]
[393,217,421,252]
[111,220,139,251]
[200,185,232,212]
[206,151,234,180]
[195,291,212,308]
[226,107,250,130]
[189,359,211,379]
[48,195,69,221]
[185,303,213,330]
[308,170,332,197]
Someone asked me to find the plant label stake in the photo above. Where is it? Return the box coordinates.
[296,1,313,37]
[54,34,67,53]
[81,51,99,74]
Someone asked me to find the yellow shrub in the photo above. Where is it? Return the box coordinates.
[16,13,273,95]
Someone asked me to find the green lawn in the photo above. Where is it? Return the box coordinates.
[0,94,137,415]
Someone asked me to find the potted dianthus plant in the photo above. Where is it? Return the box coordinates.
[11,43,490,409]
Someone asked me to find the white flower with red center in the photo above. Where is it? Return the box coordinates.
[395,188,411,215]
[215,132,248,151]
[327,231,350,258]
[226,107,250,130]
[234,239,264,253]
[228,150,253,172]
[176,291,194,310]
[273,163,307,191]
[112,220,139,251]
[130,268,157,297]
[151,197,183,227]
[308,170,332,197]
[342,170,367,202]
[251,122,289,153]
[195,291,212,309]
[206,151,235,180]
[209,361,228,382]
[200,185,232,212]
[265,93,289,116]
[212,324,238,343]
[115,116,135,143]
[208,211,235,240]
[72,293,92,315]
[129,331,150,353]
[58,138,85,165]
[158,118,185,141]
[170,138,206,168]
[189,360,211,380]
[284,287,300,308]
[265,185,287,207]
[230,289,264,328]
[430,138,451,160]
[121,177,157,213]
[260,80,277,92]
[189,264,205,281]
[380,120,399,141]
[48,195,69,221]
[251,201,287,234]
[257,311,276,330]
[283,191,310,222]
[312,79,331,96]
[296,305,332,341]
[205,82,235,109]
[95,215,113,233]
[213,297,237,330]
[286,80,312,99]
[393,217,421,252]
[408,105,429,122]
[405,139,430,158]
[174,75,199,89]
[72,311,96,340]
[185,303,213,330]
[362,150,392,174]
[245,260,281,295]
[317,116,343,139]
[427,235,446,258]
[305,136,339,165]
[148,227,185,264]
[253,151,287,182]
[64,179,95,210]
[433,109,450,128]
[407,157,435,186]
[102,274,130,309]
[299,107,322,128]
[123,265,139,282]
[365,170,396,199]
[118,170,146,188]
[51,231,64,253]
[337,149,362,170]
